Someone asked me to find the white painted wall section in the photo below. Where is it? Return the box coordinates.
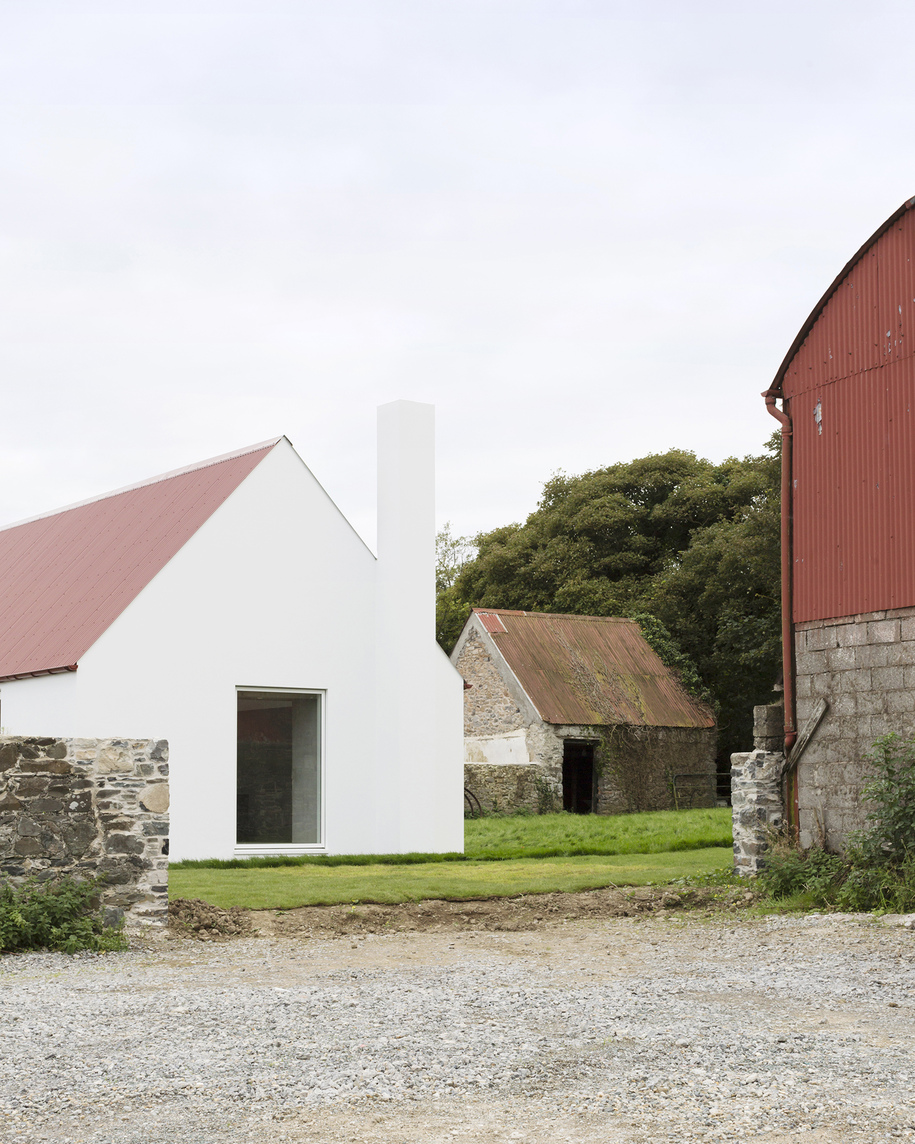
[464,729,532,767]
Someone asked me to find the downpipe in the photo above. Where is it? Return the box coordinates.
[763,388,797,757]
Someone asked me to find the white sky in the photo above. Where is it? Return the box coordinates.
[2,0,914,548]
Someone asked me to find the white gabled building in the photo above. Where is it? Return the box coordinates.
[0,401,464,861]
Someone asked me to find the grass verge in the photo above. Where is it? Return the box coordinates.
[169,847,732,910]
[465,807,732,859]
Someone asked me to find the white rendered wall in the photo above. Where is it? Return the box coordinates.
[464,729,532,767]
[0,425,464,860]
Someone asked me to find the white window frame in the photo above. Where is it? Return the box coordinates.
[234,685,326,857]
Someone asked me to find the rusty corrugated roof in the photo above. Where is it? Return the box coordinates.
[473,608,714,729]
[0,439,281,681]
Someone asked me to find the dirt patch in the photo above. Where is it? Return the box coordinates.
[237,883,758,940]
[169,896,254,939]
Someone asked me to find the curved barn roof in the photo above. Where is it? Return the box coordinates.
[769,196,915,397]
[0,439,281,682]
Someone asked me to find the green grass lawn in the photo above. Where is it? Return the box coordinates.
[170,847,732,910]
[173,807,733,872]
[464,807,731,860]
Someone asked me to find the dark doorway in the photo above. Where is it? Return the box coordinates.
[563,741,595,814]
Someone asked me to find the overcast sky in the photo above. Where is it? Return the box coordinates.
[3,0,915,547]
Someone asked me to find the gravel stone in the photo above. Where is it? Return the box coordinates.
[1,912,914,1142]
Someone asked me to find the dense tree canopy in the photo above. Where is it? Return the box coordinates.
[437,439,781,763]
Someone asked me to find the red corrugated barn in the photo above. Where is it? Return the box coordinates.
[451,608,716,816]
[765,195,915,849]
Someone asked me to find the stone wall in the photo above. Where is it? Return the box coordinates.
[464,763,546,814]
[456,631,527,735]
[463,724,717,816]
[730,748,784,876]
[0,737,169,928]
[586,727,717,816]
[794,606,915,850]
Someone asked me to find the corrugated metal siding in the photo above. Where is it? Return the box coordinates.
[0,441,279,679]
[476,609,714,728]
[782,207,915,621]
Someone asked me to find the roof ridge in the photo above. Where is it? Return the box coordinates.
[0,437,284,534]
[474,607,631,623]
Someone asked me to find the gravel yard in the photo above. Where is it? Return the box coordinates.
[2,909,914,1143]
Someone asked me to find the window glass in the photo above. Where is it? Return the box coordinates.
[236,691,320,844]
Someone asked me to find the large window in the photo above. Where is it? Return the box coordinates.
[236,690,322,847]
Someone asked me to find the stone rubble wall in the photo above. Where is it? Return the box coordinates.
[463,762,546,814]
[794,606,915,850]
[456,631,528,735]
[463,723,717,816]
[730,748,785,876]
[0,736,169,928]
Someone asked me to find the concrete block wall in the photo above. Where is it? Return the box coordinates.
[794,606,915,850]
[0,736,169,928]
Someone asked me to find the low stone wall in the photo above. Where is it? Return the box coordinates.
[730,749,784,876]
[464,763,547,814]
[0,736,169,928]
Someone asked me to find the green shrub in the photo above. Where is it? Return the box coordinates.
[757,844,846,902]
[853,733,915,865]
[759,733,915,912]
[834,853,915,914]
[0,875,128,954]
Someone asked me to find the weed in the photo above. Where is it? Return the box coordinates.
[758,732,915,913]
[0,875,128,954]
[853,733,915,865]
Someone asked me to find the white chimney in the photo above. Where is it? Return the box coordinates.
[376,400,435,624]
[374,400,439,849]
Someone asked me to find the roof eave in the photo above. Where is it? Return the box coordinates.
[0,664,78,684]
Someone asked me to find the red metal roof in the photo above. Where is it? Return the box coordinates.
[0,440,281,681]
[472,609,714,728]
[772,198,915,620]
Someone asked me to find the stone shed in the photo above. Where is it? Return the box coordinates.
[451,609,717,815]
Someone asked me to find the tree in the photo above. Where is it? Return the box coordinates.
[435,523,475,650]
[442,440,781,763]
